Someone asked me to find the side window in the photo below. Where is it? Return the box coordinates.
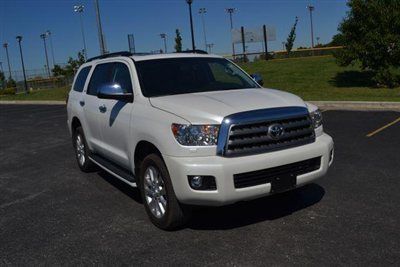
[87,63,113,96]
[73,66,91,92]
[112,63,133,93]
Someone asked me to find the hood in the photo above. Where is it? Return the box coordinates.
[149,88,307,124]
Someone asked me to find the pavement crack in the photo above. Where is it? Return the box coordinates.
[0,190,47,209]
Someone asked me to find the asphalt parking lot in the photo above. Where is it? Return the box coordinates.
[0,104,399,265]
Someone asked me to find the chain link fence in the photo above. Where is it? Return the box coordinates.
[229,46,343,63]
[1,64,73,94]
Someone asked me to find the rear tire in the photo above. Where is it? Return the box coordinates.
[73,127,96,172]
[139,154,189,230]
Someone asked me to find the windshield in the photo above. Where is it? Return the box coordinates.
[135,57,260,97]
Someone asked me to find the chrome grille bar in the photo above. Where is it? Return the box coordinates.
[216,107,315,157]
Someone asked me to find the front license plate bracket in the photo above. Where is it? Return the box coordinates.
[270,174,296,193]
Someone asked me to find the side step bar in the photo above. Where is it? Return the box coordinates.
[89,154,137,187]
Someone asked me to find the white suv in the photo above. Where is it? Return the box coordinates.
[67,52,334,230]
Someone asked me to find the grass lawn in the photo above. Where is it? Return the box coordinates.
[1,56,399,102]
[240,56,400,102]
[0,86,69,101]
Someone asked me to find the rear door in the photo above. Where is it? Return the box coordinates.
[98,61,134,168]
[83,62,114,152]
[68,65,91,131]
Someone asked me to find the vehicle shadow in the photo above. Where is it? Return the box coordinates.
[187,183,325,230]
[97,169,324,230]
[109,101,127,127]
[97,170,143,204]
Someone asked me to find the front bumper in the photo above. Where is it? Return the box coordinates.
[163,133,334,206]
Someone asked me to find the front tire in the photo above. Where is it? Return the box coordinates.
[73,127,96,172]
[139,154,189,230]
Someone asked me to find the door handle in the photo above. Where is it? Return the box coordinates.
[79,100,85,107]
[99,104,107,113]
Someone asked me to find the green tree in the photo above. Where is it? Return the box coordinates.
[6,78,17,88]
[335,0,400,87]
[52,50,86,77]
[52,65,66,76]
[329,33,345,47]
[174,29,183,52]
[65,50,85,75]
[285,16,299,55]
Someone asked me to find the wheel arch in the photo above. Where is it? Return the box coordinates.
[134,140,164,176]
[71,116,82,135]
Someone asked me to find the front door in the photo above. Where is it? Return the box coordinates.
[98,61,134,168]
[82,95,102,151]
[83,62,114,153]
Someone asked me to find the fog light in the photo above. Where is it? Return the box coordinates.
[190,176,203,188]
[329,148,334,165]
[188,175,217,191]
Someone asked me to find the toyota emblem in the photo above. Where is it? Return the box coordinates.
[268,123,284,140]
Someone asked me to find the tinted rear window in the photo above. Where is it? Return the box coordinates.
[73,66,91,92]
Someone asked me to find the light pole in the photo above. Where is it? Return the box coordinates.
[46,30,56,67]
[94,0,107,55]
[199,7,207,51]
[127,34,136,53]
[3,43,12,80]
[185,0,196,51]
[206,43,214,54]
[0,61,3,89]
[40,33,51,77]
[74,4,88,59]
[159,33,167,53]
[225,8,236,58]
[16,36,28,94]
[307,4,315,49]
[316,37,320,46]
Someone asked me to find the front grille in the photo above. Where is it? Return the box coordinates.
[224,113,315,157]
[233,157,321,189]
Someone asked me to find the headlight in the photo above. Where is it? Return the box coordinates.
[310,109,323,128]
[171,124,219,146]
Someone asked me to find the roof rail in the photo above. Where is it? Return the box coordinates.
[86,51,133,62]
[131,52,156,56]
[176,49,208,54]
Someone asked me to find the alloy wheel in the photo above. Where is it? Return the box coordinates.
[76,134,85,166]
[143,166,167,218]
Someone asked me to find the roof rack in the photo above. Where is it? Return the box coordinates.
[176,49,208,54]
[86,51,133,62]
[131,52,155,56]
[85,49,209,63]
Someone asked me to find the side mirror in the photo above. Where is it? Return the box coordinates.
[97,83,133,102]
[251,73,264,86]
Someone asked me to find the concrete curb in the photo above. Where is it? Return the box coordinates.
[0,100,399,111]
[0,100,65,105]
[310,101,400,111]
